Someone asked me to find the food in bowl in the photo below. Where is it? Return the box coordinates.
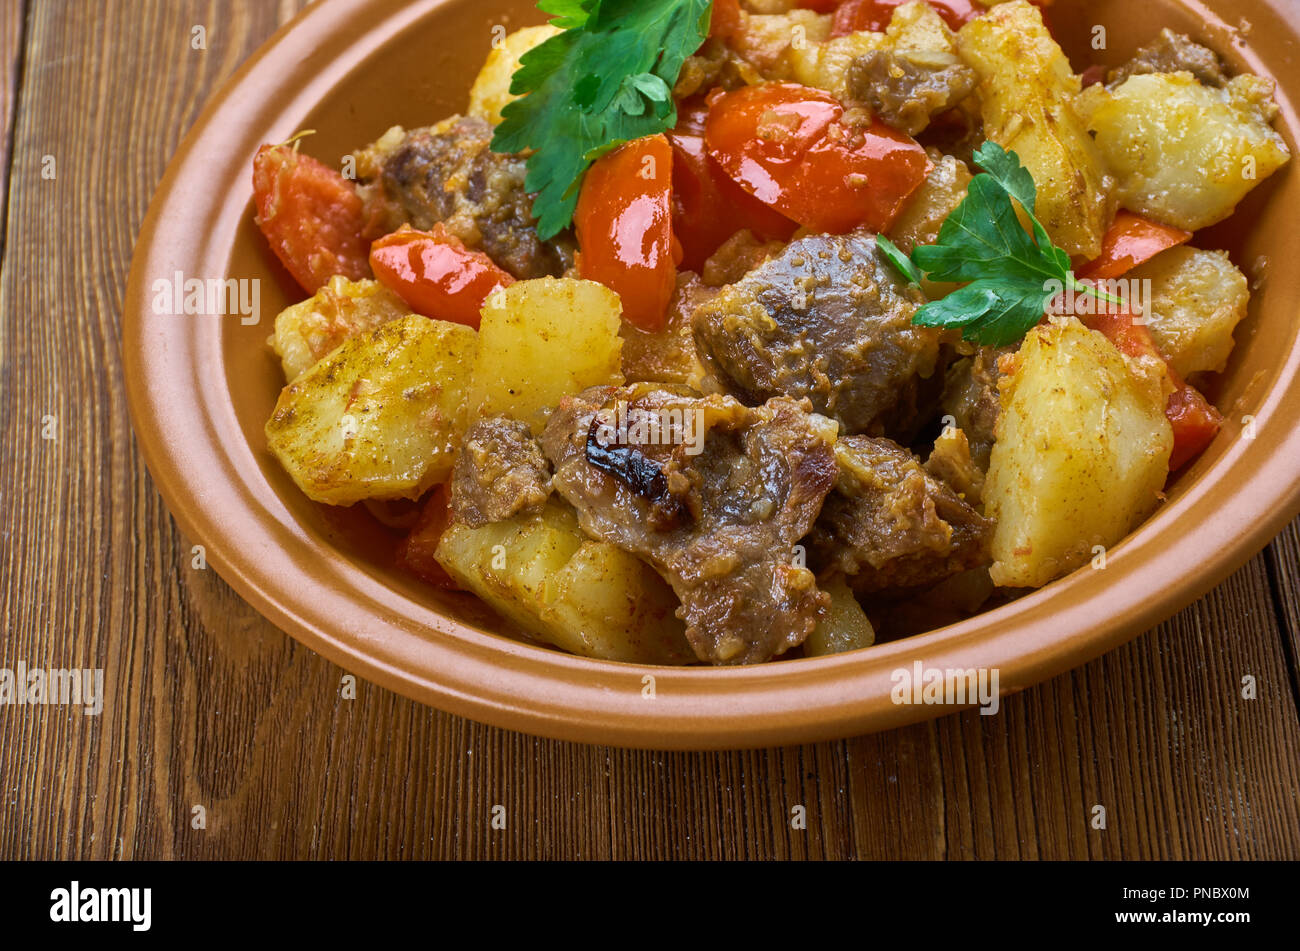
[248,0,1290,666]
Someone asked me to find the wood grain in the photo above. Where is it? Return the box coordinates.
[0,0,1298,861]
[0,0,26,244]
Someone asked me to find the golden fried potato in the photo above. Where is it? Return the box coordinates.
[789,1,955,98]
[957,0,1113,259]
[269,277,410,383]
[266,315,477,505]
[1129,246,1251,377]
[467,278,624,433]
[467,25,562,125]
[1079,71,1290,232]
[803,575,876,657]
[985,317,1173,588]
[888,153,973,254]
[436,501,694,664]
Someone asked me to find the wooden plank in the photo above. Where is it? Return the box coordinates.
[1,0,1298,862]
[0,0,27,251]
[1267,521,1300,703]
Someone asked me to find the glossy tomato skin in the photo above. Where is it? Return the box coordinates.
[710,0,743,40]
[826,0,980,36]
[1075,211,1191,282]
[252,144,370,293]
[667,100,798,272]
[369,224,513,329]
[705,83,929,235]
[396,485,459,590]
[796,0,843,12]
[1085,308,1222,471]
[575,135,680,332]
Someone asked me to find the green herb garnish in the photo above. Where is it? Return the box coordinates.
[492,0,713,240]
[878,142,1121,348]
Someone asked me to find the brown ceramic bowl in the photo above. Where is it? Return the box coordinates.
[124,0,1300,749]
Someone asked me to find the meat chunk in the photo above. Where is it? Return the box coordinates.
[701,229,787,287]
[449,417,552,528]
[940,346,1007,472]
[541,384,839,665]
[1107,28,1227,89]
[619,274,720,392]
[692,231,940,437]
[358,117,576,280]
[848,50,978,137]
[809,436,993,594]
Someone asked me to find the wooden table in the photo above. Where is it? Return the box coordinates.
[2,0,1298,861]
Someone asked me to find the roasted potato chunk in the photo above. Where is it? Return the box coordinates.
[468,278,624,433]
[790,1,955,98]
[435,501,694,664]
[957,0,1113,259]
[269,276,410,383]
[266,315,478,505]
[467,25,561,125]
[888,153,973,254]
[985,317,1173,588]
[1129,246,1250,377]
[1080,72,1290,232]
[804,575,876,657]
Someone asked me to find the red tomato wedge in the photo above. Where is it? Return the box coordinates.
[252,143,370,293]
[705,83,929,235]
[826,0,980,36]
[369,224,513,329]
[796,0,843,12]
[1085,309,1223,471]
[710,0,743,40]
[668,101,798,272]
[1076,211,1192,282]
[819,0,1051,38]
[396,485,459,590]
[575,135,681,333]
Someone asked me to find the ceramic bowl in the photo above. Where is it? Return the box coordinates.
[124,0,1300,748]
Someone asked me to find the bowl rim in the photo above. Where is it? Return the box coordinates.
[123,0,1300,749]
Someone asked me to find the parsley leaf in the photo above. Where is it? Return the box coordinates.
[492,0,713,240]
[882,142,1118,348]
[875,235,923,285]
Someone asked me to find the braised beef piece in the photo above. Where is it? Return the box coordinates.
[701,230,787,287]
[619,274,721,392]
[1107,28,1227,89]
[541,384,839,665]
[357,117,576,280]
[449,417,552,528]
[940,346,1006,472]
[848,49,978,137]
[692,231,941,437]
[809,436,993,594]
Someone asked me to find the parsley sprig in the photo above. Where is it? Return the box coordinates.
[878,142,1121,348]
[492,0,713,240]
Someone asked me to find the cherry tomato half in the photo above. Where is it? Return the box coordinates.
[824,0,981,37]
[575,135,681,333]
[705,83,930,235]
[252,143,370,294]
[369,224,514,329]
[1075,211,1192,283]
[668,100,798,272]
